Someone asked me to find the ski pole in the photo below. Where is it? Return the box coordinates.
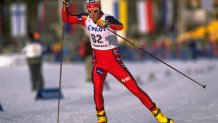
[57,1,69,122]
[57,23,65,123]
[106,27,206,89]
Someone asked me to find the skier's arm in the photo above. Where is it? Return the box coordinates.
[96,16,123,30]
[105,16,124,30]
[62,3,88,26]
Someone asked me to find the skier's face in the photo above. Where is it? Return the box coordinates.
[87,7,100,22]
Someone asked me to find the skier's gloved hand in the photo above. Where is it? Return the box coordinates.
[62,0,70,7]
[96,20,110,28]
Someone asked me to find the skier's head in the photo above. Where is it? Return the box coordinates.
[33,32,40,40]
[86,0,101,22]
[29,32,40,42]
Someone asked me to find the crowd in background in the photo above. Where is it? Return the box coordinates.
[117,38,218,61]
[27,36,218,62]
[2,36,217,62]
[1,34,218,62]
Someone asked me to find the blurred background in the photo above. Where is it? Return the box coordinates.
[0,0,218,63]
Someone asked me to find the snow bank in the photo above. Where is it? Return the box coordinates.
[0,54,26,67]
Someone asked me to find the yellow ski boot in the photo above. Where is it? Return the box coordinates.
[96,110,107,123]
[151,107,174,123]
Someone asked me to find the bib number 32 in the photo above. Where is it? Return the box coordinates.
[91,34,103,43]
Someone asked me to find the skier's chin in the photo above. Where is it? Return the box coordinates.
[90,17,98,23]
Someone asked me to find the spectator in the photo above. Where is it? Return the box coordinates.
[22,32,45,91]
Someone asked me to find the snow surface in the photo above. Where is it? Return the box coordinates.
[0,56,218,123]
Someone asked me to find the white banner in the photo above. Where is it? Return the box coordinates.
[137,0,147,33]
[10,3,27,37]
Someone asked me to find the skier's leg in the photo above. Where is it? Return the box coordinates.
[108,49,154,109]
[92,64,107,110]
[109,49,173,123]
[109,63,155,109]
[92,64,108,123]
[110,65,174,122]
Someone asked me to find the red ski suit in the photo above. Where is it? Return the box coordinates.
[62,7,155,111]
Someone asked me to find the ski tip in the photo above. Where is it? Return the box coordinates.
[203,85,206,89]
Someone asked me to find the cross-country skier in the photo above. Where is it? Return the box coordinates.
[61,0,174,123]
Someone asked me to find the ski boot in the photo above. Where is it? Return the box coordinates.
[96,110,107,123]
[151,106,174,123]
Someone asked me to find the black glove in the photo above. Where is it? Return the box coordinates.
[62,0,70,7]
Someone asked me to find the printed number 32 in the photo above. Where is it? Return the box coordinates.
[91,34,103,43]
